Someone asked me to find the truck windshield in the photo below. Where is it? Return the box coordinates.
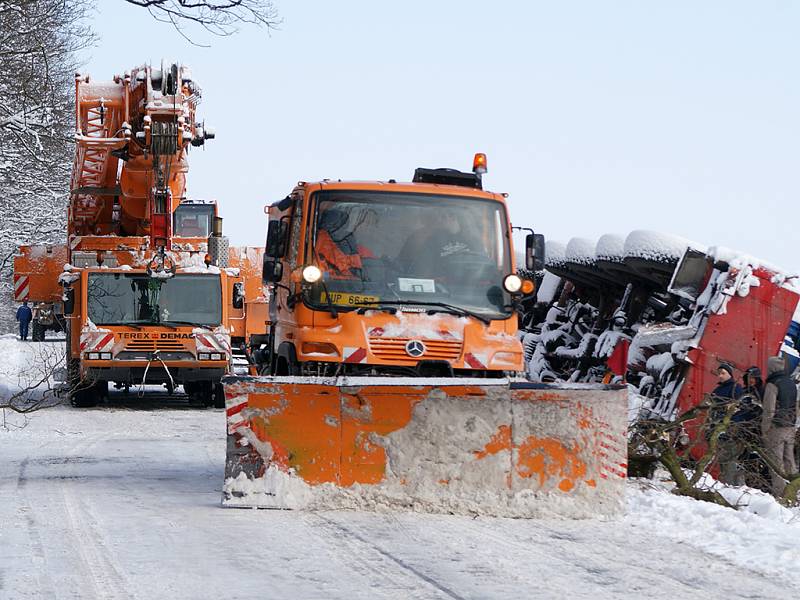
[87,273,222,326]
[307,191,512,319]
[174,203,214,237]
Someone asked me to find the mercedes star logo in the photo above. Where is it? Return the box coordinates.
[405,340,426,358]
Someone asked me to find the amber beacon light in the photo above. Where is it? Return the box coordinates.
[472,152,488,174]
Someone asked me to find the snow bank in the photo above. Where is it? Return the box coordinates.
[627,479,800,588]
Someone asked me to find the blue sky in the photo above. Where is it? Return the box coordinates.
[87,1,800,272]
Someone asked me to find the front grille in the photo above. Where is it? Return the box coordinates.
[368,337,462,361]
[125,339,187,352]
[116,351,194,361]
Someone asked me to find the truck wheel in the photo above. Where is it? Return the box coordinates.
[212,382,225,409]
[70,382,101,408]
[31,322,41,342]
[187,381,212,408]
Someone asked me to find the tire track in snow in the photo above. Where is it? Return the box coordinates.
[49,429,136,600]
[61,481,134,600]
[308,513,467,600]
[448,516,788,599]
[15,457,58,598]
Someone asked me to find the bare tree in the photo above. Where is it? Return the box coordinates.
[0,340,67,419]
[631,395,800,507]
[122,0,279,43]
[0,0,95,330]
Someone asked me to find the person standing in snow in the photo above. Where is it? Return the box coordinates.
[761,356,798,498]
[15,301,32,341]
[711,363,743,484]
[719,367,763,485]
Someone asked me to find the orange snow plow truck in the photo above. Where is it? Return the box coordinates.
[223,157,628,518]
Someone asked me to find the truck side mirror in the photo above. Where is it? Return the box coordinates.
[265,219,289,258]
[262,257,284,284]
[63,288,75,315]
[525,233,546,271]
[232,282,244,309]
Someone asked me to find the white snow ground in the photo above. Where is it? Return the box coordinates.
[1,335,799,600]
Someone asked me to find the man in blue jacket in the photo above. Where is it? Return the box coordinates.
[16,301,32,341]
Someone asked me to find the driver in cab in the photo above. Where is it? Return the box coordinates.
[398,208,480,277]
[315,207,375,279]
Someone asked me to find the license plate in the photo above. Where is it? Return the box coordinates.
[320,292,379,306]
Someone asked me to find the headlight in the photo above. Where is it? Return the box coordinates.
[503,274,523,293]
[88,352,99,360]
[302,265,322,283]
[198,352,210,360]
[100,352,112,360]
[210,352,222,361]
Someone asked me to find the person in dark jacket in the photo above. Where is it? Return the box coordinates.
[761,356,798,497]
[712,363,743,484]
[719,367,764,485]
[15,301,32,341]
[712,363,742,400]
[742,366,763,402]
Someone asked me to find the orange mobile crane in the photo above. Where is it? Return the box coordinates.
[14,61,232,407]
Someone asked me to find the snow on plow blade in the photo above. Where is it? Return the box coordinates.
[222,377,627,518]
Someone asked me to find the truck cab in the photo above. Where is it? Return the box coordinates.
[66,265,231,406]
[257,160,539,377]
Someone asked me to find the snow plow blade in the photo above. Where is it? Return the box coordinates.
[222,377,627,518]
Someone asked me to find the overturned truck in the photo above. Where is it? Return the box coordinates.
[520,231,799,462]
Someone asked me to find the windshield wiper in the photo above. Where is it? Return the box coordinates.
[159,320,213,330]
[364,301,492,325]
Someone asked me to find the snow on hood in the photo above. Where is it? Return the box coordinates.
[364,311,471,340]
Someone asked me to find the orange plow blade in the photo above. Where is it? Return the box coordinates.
[222,377,628,518]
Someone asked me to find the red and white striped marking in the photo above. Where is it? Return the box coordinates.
[464,352,487,369]
[343,347,367,364]
[195,332,231,355]
[79,331,115,354]
[13,275,30,301]
[226,395,250,434]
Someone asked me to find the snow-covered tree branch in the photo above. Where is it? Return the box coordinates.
[0,0,93,330]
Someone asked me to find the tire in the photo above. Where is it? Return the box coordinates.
[31,322,42,342]
[71,381,101,408]
[212,382,225,409]
[187,381,213,408]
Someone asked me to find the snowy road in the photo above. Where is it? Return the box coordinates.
[1,401,798,600]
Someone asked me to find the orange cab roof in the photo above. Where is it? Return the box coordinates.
[302,180,507,202]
